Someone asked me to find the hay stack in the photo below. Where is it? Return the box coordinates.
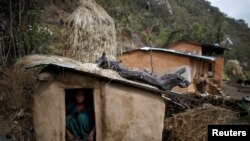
[164,104,237,141]
[63,0,117,63]
[225,60,243,78]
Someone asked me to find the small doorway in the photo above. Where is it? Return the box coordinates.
[208,62,214,78]
[65,88,95,141]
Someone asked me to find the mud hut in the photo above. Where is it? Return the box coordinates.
[17,55,165,141]
[63,0,117,63]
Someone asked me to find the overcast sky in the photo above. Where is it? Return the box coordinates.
[207,0,250,25]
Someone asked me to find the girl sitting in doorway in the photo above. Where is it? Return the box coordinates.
[66,90,95,141]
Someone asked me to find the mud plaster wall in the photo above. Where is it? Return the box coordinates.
[120,51,199,93]
[33,81,65,141]
[33,71,98,141]
[95,82,165,141]
[33,70,165,141]
[214,57,224,86]
[168,42,224,87]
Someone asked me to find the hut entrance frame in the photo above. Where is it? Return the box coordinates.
[65,88,95,140]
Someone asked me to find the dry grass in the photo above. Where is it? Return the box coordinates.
[225,60,243,77]
[164,104,238,141]
[0,66,34,136]
[63,0,117,63]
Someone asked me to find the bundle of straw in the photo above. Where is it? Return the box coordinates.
[63,0,117,63]
[165,104,237,141]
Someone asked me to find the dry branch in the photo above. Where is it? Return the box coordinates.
[97,53,190,91]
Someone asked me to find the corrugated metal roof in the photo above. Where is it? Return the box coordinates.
[18,55,161,94]
[167,39,231,51]
[17,55,198,99]
[135,47,216,61]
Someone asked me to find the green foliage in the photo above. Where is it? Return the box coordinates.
[27,9,43,24]
[1,0,250,66]
[0,0,55,66]
[22,9,54,54]
[189,23,217,43]
[238,101,250,116]
[152,26,170,47]
[229,101,250,125]
[22,24,53,54]
[243,71,250,80]
[96,0,224,45]
[95,0,250,68]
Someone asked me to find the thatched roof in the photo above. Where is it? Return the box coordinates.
[63,0,117,63]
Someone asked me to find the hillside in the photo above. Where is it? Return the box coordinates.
[0,0,250,67]
[96,0,250,68]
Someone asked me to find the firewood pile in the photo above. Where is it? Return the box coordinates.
[164,94,245,118]
[163,93,250,141]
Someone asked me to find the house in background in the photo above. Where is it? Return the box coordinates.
[120,40,230,94]
[167,40,230,86]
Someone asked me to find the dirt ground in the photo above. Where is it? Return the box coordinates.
[222,81,250,99]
